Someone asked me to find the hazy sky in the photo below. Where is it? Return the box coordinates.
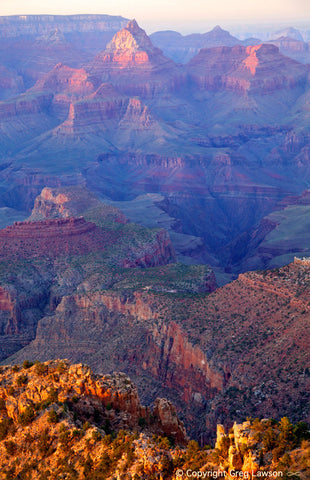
[0,0,309,33]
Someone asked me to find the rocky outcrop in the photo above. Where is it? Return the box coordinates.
[0,14,128,38]
[53,89,125,135]
[33,63,95,96]
[153,398,188,443]
[187,43,309,94]
[216,421,260,475]
[0,361,307,478]
[87,20,184,96]
[0,65,24,100]
[30,185,103,220]
[0,217,105,259]
[121,229,176,267]
[0,92,53,118]
[151,25,241,63]
[0,360,187,443]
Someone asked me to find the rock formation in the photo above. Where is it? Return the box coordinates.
[87,19,184,96]
[150,25,241,63]
[0,362,308,479]
[187,43,309,94]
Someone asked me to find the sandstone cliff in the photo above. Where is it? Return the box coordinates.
[187,44,309,94]
[87,20,184,96]
[0,362,308,479]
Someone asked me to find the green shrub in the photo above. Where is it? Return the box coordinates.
[38,428,54,457]
[92,430,102,442]
[56,361,67,374]
[0,418,13,440]
[138,417,146,427]
[22,360,33,369]
[83,421,91,431]
[16,374,28,386]
[34,362,48,376]
[47,409,59,424]
[17,406,36,426]
[4,440,17,455]
[47,387,58,403]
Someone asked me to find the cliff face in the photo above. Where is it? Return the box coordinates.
[0,15,128,38]
[29,185,103,220]
[0,361,188,479]
[0,362,308,479]
[187,44,309,94]
[0,217,105,259]
[0,65,24,100]
[87,20,184,96]
[33,63,95,97]
[4,255,309,440]
[0,19,309,274]
[0,92,53,119]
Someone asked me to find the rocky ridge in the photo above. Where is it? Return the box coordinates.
[0,19,309,274]
[87,20,184,96]
[1,188,309,441]
[0,361,308,479]
[187,44,309,94]
[2,231,309,440]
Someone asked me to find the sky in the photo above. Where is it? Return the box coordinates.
[0,0,309,33]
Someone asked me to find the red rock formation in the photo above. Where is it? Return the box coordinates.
[121,229,176,267]
[0,360,188,445]
[53,85,125,135]
[87,19,184,96]
[119,97,155,129]
[30,63,96,117]
[52,288,223,418]
[187,43,309,94]
[0,286,16,314]
[30,185,107,220]
[33,63,95,96]
[0,217,105,259]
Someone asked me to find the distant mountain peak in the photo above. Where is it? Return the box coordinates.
[273,27,304,42]
[211,25,225,32]
[106,18,155,55]
[203,25,240,46]
[126,19,140,33]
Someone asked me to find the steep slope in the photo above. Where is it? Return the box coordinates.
[2,197,309,439]
[0,361,188,479]
[0,195,182,366]
[239,189,310,271]
[187,44,309,94]
[87,19,184,96]
[0,15,129,88]
[0,362,309,478]
[268,36,310,64]
[0,65,24,100]
[0,21,309,275]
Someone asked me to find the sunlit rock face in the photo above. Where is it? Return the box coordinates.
[187,43,309,94]
[87,20,184,96]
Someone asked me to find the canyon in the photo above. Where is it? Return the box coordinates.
[0,18,309,277]
[1,362,308,479]
[0,15,309,447]
[0,186,309,443]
